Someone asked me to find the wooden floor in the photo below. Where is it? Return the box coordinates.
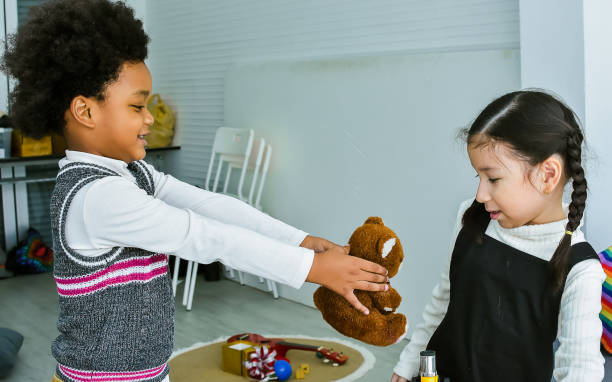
[0,272,407,382]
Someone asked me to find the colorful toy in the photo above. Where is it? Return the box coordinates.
[221,340,258,376]
[244,345,276,380]
[598,245,612,354]
[6,228,53,274]
[274,359,292,380]
[227,333,348,366]
[313,217,407,346]
[296,363,310,379]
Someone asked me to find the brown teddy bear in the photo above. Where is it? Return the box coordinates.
[313,217,407,347]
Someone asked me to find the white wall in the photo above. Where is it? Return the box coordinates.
[224,50,520,326]
[520,0,612,252]
[519,0,585,120]
[145,0,521,336]
[146,0,520,184]
[583,1,612,253]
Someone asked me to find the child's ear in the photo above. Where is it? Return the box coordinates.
[539,154,563,194]
[70,96,96,128]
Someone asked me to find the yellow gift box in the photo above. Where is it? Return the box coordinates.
[221,340,257,376]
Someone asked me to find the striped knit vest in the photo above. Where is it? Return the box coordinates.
[50,161,174,382]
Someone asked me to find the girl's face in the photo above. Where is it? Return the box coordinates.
[467,138,562,228]
[91,61,154,163]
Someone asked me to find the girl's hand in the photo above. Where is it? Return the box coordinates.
[300,235,339,253]
[306,245,388,315]
[391,373,409,382]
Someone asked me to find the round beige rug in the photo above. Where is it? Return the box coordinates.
[169,334,375,382]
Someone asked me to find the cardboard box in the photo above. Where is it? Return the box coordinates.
[221,340,257,376]
[11,130,52,157]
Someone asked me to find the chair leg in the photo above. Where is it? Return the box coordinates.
[183,261,193,306]
[269,280,279,299]
[186,262,199,311]
[172,256,181,297]
[238,271,245,285]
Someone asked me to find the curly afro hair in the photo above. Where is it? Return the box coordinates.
[1,0,149,138]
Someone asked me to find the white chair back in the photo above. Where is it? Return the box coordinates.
[204,127,254,194]
[255,144,272,210]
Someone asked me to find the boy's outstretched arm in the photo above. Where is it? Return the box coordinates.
[146,164,309,247]
[306,244,389,315]
[299,235,339,253]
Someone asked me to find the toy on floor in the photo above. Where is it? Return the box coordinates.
[222,339,260,377]
[273,358,292,380]
[6,228,53,274]
[222,333,348,380]
[313,217,407,346]
[295,364,310,379]
[245,345,276,380]
[227,333,347,366]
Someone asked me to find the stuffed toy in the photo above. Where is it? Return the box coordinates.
[313,217,407,346]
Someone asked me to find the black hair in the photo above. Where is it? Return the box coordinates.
[460,90,587,293]
[1,0,149,138]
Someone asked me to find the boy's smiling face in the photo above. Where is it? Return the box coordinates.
[85,61,154,163]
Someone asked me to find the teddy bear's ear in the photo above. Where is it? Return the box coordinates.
[365,217,384,225]
[378,237,396,258]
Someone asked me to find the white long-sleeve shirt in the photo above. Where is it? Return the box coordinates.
[394,199,605,381]
[59,150,314,289]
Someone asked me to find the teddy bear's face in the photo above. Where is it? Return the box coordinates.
[348,217,403,277]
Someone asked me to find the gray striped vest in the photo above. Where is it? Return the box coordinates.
[50,161,174,382]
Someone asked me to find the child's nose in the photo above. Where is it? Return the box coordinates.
[144,108,154,126]
[475,181,491,203]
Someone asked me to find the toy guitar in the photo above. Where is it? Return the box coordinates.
[227,333,348,366]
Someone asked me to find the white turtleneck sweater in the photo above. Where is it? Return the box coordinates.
[394,199,606,382]
[58,150,314,290]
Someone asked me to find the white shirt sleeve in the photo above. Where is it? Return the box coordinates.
[553,258,606,382]
[71,176,314,289]
[143,161,308,246]
[393,198,473,379]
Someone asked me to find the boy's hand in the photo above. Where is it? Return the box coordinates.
[306,245,389,315]
[300,235,338,253]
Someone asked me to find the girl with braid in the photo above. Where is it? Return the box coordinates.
[2,1,389,381]
[392,90,605,382]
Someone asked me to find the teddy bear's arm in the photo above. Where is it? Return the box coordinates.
[371,286,401,313]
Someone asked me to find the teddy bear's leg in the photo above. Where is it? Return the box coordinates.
[358,309,388,346]
[382,313,408,346]
[371,287,401,315]
[314,287,378,342]
[356,310,406,346]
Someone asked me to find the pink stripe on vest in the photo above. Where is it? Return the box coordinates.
[56,266,168,297]
[59,363,167,381]
[55,254,167,285]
